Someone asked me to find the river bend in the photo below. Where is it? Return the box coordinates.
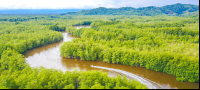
[24,25,199,89]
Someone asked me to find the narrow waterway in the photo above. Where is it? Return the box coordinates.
[23,25,199,89]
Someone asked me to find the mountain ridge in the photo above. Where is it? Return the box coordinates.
[62,3,199,16]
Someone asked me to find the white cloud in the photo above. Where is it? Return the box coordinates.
[0,0,199,9]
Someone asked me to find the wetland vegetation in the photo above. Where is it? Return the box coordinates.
[0,4,199,88]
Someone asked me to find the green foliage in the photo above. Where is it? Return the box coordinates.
[73,21,93,26]
[0,48,28,72]
[49,25,66,31]
[0,23,63,55]
[63,84,75,89]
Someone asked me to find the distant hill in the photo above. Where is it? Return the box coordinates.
[61,3,199,16]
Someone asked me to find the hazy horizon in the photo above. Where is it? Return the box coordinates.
[0,9,87,14]
[0,0,199,10]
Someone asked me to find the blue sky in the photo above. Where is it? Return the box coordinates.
[0,0,199,9]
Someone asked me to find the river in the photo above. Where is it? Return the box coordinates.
[23,25,199,89]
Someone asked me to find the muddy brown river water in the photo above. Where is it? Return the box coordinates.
[23,25,199,89]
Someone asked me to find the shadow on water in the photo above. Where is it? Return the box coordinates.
[23,25,199,89]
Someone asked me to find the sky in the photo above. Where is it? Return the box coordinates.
[0,0,199,9]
